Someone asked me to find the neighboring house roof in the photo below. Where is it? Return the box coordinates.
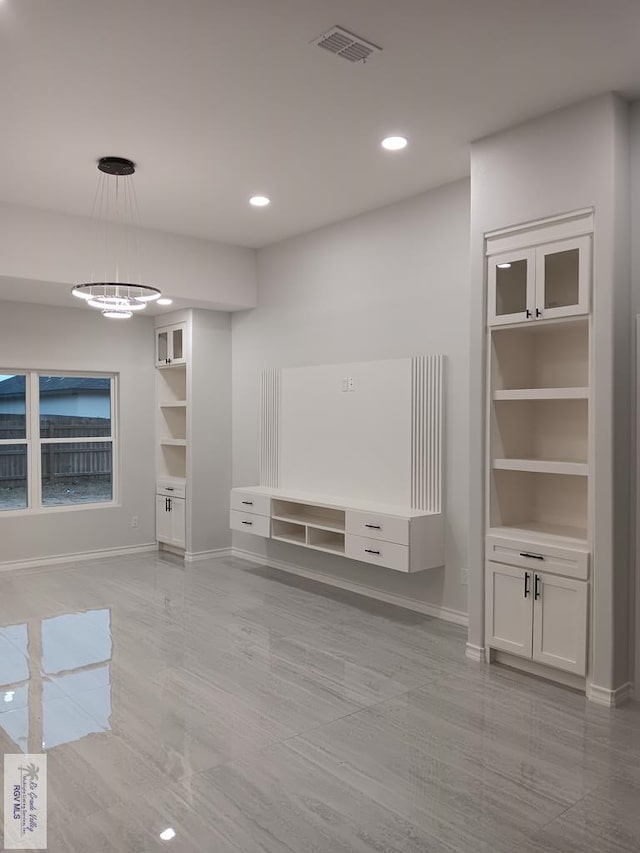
[0,376,110,399]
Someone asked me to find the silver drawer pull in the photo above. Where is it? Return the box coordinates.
[519,552,544,560]
[241,521,253,526]
[365,524,381,530]
[365,548,380,555]
[242,500,253,505]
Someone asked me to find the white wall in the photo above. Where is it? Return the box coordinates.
[189,309,232,556]
[0,299,156,565]
[0,201,257,311]
[631,100,640,698]
[232,180,470,619]
[468,94,632,692]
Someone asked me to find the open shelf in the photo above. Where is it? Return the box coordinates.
[491,397,587,467]
[159,406,187,442]
[306,526,345,555]
[159,443,186,480]
[272,519,306,545]
[156,363,187,402]
[488,523,588,548]
[159,400,187,408]
[491,319,588,391]
[159,438,187,447]
[490,469,588,542]
[271,499,345,532]
[493,387,588,401]
[493,458,588,476]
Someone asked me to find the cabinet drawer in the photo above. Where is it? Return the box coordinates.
[486,535,589,581]
[345,534,409,572]
[156,479,186,499]
[230,490,271,517]
[346,510,409,545]
[230,510,270,538]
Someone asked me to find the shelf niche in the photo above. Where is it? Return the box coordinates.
[156,363,187,402]
[491,398,588,465]
[272,519,306,545]
[491,319,588,391]
[159,443,186,480]
[489,469,588,543]
[271,499,345,532]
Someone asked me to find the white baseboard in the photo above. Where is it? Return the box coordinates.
[232,548,469,627]
[0,543,158,573]
[465,643,486,662]
[185,547,233,563]
[587,681,634,708]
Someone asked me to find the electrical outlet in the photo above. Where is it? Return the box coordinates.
[347,376,355,392]
[460,567,469,586]
[341,377,349,392]
[131,515,139,528]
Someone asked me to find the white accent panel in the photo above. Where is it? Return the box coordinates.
[259,369,280,487]
[411,355,443,512]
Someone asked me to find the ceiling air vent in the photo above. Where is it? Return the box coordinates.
[312,26,382,64]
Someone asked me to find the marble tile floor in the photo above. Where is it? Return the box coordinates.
[0,551,639,852]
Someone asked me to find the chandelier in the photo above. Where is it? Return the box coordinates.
[72,157,161,319]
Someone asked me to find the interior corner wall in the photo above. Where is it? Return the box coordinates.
[469,93,632,692]
[0,299,156,565]
[231,180,471,619]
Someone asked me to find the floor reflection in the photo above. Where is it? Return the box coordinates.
[0,608,112,752]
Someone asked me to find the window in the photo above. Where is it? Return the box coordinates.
[0,372,117,512]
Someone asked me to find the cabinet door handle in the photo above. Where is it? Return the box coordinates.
[524,572,530,598]
[536,308,542,318]
[526,309,532,318]
[519,552,544,560]
[365,524,381,530]
[365,548,380,555]
[534,574,541,600]
[241,500,253,505]
[167,498,172,512]
[241,520,253,526]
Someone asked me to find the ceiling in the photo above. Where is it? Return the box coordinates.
[1,0,640,249]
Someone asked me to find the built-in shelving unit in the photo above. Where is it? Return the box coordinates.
[484,215,593,683]
[156,323,188,550]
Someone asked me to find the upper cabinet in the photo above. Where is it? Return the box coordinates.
[488,235,590,327]
[156,322,187,367]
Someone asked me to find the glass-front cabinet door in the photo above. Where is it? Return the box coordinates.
[155,323,187,367]
[156,329,169,365]
[535,236,590,321]
[487,249,535,326]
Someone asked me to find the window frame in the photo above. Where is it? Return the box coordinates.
[0,370,118,515]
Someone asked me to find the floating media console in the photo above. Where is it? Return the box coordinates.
[230,487,444,573]
[231,355,446,573]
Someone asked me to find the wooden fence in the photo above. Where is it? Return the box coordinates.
[0,416,111,482]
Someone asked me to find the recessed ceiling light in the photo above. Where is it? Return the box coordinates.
[157,298,173,306]
[249,195,270,207]
[159,828,176,841]
[496,263,512,269]
[381,136,408,151]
